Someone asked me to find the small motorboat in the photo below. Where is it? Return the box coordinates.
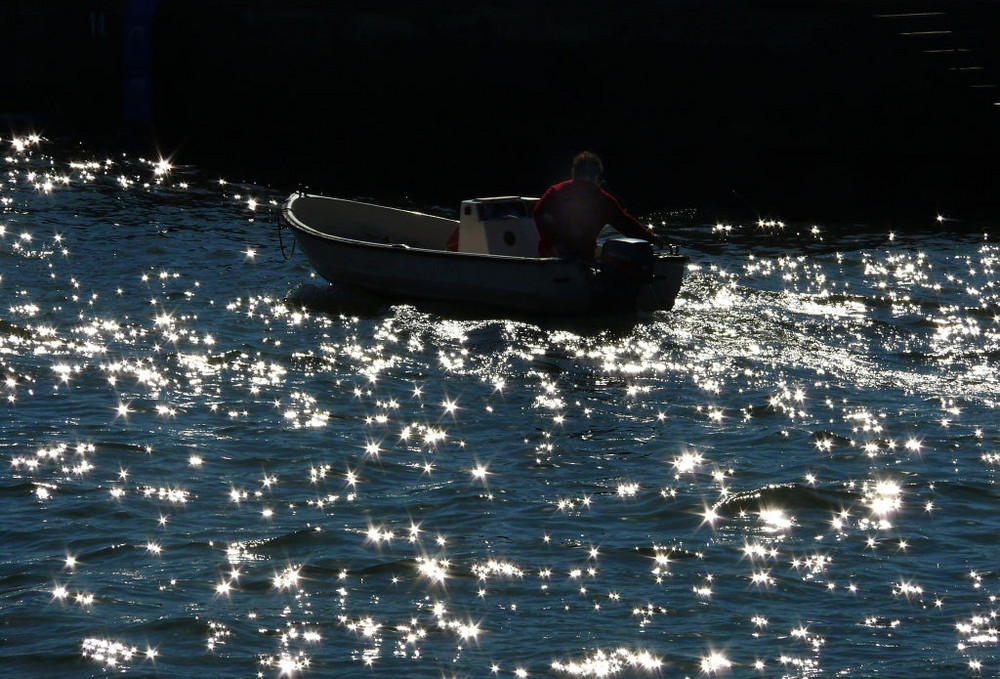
[280,193,688,315]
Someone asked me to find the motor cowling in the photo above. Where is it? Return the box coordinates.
[599,237,654,280]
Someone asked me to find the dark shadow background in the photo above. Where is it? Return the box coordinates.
[3,0,998,221]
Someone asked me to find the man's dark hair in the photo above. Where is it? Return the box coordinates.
[571,151,604,181]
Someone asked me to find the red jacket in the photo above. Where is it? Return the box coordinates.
[533,179,660,259]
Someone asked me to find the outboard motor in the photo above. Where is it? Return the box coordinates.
[591,237,656,312]
[599,237,655,280]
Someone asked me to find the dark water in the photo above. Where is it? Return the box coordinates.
[1,136,998,678]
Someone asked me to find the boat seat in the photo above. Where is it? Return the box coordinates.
[457,197,540,257]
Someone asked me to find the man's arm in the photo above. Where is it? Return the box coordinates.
[603,192,664,248]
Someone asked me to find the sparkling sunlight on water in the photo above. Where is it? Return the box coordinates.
[1,136,999,677]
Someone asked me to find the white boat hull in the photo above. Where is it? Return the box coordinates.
[281,194,686,315]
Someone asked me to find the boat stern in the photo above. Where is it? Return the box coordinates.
[637,251,688,311]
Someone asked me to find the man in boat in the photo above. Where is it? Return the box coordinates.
[534,151,663,259]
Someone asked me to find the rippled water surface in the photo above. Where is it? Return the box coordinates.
[2,137,999,678]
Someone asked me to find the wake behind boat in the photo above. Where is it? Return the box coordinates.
[280,193,687,315]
